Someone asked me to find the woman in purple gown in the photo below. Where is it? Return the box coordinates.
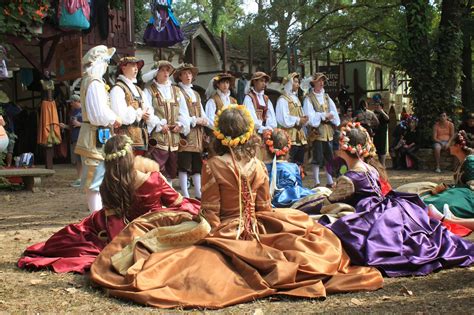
[320,122,474,277]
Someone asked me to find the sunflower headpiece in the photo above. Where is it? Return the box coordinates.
[213,105,254,148]
[339,122,376,158]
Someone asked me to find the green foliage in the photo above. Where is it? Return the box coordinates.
[0,0,50,40]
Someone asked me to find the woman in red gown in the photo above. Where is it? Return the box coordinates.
[17,135,200,273]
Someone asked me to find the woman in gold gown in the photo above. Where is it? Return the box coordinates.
[90,105,383,309]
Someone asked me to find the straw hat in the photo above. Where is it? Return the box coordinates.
[82,45,116,66]
[250,71,270,85]
[117,56,145,71]
[212,73,235,89]
[311,72,327,82]
[173,63,199,83]
[0,90,10,103]
[142,60,175,83]
[282,72,300,85]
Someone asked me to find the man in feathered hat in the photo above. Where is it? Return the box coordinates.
[303,72,340,188]
[243,71,277,135]
[276,72,308,168]
[142,60,191,184]
[204,73,236,128]
[75,45,121,212]
[174,63,208,199]
[110,56,151,154]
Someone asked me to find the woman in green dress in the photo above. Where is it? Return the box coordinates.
[422,130,474,218]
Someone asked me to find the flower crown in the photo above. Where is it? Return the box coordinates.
[213,105,254,148]
[339,122,376,158]
[104,137,133,161]
[263,128,292,157]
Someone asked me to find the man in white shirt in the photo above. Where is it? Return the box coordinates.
[174,63,208,199]
[143,60,191,182]
[204,73,236,128]
[110,56,151,153]
[75,45,121,212]
[276,72,308,167]
[243,71,277,134]
[303,72,340,188]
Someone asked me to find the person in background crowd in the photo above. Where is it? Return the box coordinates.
[355,99,379,137]
[204,73,237,129]
[459,112,474,135]
[399,115,420,170]
[0,91,22,166]
[0,114,8,154]
[432,111,455,173]
[372,102,390,167]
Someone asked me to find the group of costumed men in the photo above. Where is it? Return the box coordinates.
[75,45,339,212]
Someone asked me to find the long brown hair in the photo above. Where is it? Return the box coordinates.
[100,135,136,218]
[212,107,260,160]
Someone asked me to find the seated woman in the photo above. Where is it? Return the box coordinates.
[264,128,321,208]
[90,105,383,309]
[398,115,420,170]
[320,122,474,277]
[420,130,474,218]
[17,135,199,273]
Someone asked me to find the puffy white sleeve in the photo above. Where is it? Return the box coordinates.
[85,81,117,126]
[110,86,142,125]
[177,91,191,136]
[328,97,340,127]
[265,99,277,130]
[303,97,323,128]
[143,87,166,133]
[276,97,299,128]
[243,95,263,132]
[205,98,217,129]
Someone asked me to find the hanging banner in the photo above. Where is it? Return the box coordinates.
[318,65,340,99]
[55,37,82,81]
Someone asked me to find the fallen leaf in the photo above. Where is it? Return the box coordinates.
[400,286,414,296]
[351,298,363,305]
[13,237,20,241]
[30,279,42,285]
[50,288,60,292]
[3,195,11,202]
[65,287,77,294]
[381,295,391,300]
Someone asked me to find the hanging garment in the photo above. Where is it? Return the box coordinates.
[58,0,91,30]
[143,0,184,47]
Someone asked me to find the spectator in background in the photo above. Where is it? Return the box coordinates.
[60,95,83,187]
[373,102,390,167]
[355,99,379,137]
[433,111,455,173]
[399,116,420,170]
[340,106,353,125]
[0,92,22,167]
[459,112,474,134]
[390,115,408,169]
[0,115,8,154]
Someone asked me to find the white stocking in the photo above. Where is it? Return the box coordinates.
[326,172,334,185]
[178,172,190,197]
[312,164,320,185]
[192,173,202,199]
[86,190,102,212]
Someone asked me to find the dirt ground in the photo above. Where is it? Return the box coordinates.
[0,165,473,313]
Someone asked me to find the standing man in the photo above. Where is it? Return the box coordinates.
[110,56,151,154]
[174,63,208,199]
[276,72,308,168]
[243,71,277,135]
[303,72,340,188]
[204,73,236,128]
[143,60,191,184]
[373,102,390,167]
[75,45,121,212]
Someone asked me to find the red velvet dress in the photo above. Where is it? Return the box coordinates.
[17,172,200,273]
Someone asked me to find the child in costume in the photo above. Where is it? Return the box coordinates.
[320,122,474,277]
[264,128,316,208]
[90,105,382,309]
[18,135,199,274]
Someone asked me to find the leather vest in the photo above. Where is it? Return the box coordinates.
[179,87,204,153]
[113,80,148,150]
[308,92,334,142]
[212,94,237,112]
[248,90,269,125]
[148,83,181,151]
[75,77,113,160]
[279,94,307,146]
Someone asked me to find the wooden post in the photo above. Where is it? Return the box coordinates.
[267,38,273,77]
[326,51,330,67]
[221,30,227,72]
[342,53,346,87]
[287,47,292,72]
[309,47,313,75]
[248,35,253,74]
[316,57,319,72]
[190,37,196,65]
